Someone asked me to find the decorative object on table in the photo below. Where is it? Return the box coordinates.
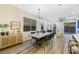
[1,32,5,36]
[10,21,20,30]
[6,31,9,35]
[0,24,9,36]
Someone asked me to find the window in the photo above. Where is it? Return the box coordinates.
[77,20,79,28]
[23,17,36,31]
[64,22,76,34]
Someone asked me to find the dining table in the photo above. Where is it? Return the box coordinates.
[29,32,53,44]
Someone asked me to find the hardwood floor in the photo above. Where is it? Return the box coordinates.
[63,34,72,54]
[0,35,64,54]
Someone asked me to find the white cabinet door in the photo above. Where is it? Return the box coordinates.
[2,36,8,48]
[10,35,16,45]
[16,34,23,43]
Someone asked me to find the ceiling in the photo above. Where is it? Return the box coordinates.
[12,4,79,21]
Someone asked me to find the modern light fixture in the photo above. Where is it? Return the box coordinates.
[38,8,40,18]
[59,17,66,21]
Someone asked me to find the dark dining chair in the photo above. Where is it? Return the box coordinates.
[47,30,52,32]
[42,31,45,33]
[40,31,42,33]
[31,32,35,34]
[41,34,52,50]
[30,32,36,45]
[50,33,55,39]
[37,37,44,46]
[47,33,55,47]
[40,30,45,33]
[35,36,46,51]
[36,31,39,33]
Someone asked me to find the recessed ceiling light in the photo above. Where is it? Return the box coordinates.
[72,12,75,14]
[58,4,63,6]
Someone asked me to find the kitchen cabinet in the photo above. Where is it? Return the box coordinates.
[0,33,23,49]
[16,34,23,43]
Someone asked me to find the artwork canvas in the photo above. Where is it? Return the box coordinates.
[11,21,20,30]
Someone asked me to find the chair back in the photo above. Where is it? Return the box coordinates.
[36,31,39,33]
[31,32,35,34]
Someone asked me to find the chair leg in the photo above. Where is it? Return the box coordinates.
[31,38,33,45]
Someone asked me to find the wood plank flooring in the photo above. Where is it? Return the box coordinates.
[0,35,65,54]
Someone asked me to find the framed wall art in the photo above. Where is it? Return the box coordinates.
[10,21,20,30]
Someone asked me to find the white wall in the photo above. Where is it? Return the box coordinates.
[0,5,65,42]
[0,5,54,41]
[37,18,64,33]
[36,18,53,31]
[36,18,42,31]
[52,21,64,33]
[57,21,64,33]
[0,5,38,41]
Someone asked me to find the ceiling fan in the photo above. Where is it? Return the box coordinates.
[59,17,66,21]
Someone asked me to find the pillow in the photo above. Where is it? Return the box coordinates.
[69,41,78,46]
[71,46,79,53]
